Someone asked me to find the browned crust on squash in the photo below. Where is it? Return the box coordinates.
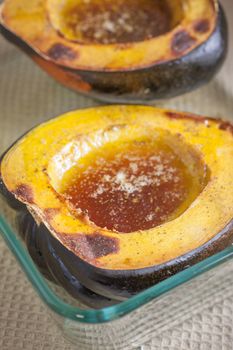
[13,184,34,204]
[43,208,60,221]
[166,111,209,122]
[218,121,233,135]
[165,111,233,135]
[171,30,196,55]
[193,19,210,33]
[57,232,120,263]
[47,43,77,61]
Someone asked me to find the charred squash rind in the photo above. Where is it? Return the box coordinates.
[39,218,233,299]
[15,211,117,307]
[0,2,228,102]
[1,105,233,298]
[2,186,233,300]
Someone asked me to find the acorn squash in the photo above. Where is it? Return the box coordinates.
[1,105,233,300]
[0,0,228,102]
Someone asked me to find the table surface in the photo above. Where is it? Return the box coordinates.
[1,1,233,349]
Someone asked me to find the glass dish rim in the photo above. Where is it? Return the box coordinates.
[1,214,233,324]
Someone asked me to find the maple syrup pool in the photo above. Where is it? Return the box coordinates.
[61,138,208,233]
[55,0,184,44]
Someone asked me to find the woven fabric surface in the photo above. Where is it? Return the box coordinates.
[0,0,233,349]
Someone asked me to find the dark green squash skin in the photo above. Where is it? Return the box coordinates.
[16,211,54,281]
[38,218,233,300]
[0,5,228,103]
[10,207,118,307]
[19,213,118,308]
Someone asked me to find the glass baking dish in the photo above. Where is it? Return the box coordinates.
[0,1,233,348]
[1,199,233,350]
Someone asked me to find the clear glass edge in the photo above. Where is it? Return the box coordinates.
[1,214,233,324]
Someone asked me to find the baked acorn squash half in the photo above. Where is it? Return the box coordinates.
[0,0,228,102]
[1,105,233,300]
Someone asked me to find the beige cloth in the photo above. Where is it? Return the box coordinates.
[1,0,233,348]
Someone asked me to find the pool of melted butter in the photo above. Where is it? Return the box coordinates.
[61,137,208,233]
